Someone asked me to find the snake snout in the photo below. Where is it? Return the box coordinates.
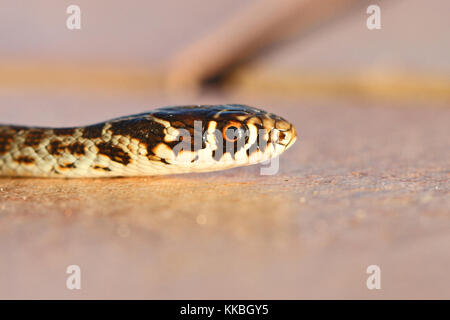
[284,124,297,150]
[268,114,297,151]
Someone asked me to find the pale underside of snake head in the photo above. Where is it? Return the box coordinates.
[0,104,297,177]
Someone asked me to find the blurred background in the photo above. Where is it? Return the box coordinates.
[0,0,449,299]
[0,0,449,111]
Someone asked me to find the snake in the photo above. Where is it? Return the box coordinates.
[0,104,297,177]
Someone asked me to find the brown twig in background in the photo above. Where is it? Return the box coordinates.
[165,0,360,91]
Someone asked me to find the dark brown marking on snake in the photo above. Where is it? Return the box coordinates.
[178,117,196,128]
[171,120,187,128]
[161,158,171,165]
[109,119,166,161]
[67,142,85,156]
[48,140,65,156]
[251,119,268,152]
[82,123,105,139]
[24,130,45,147]
[53,128,76,136]
[96,142,131,165]
[16,155,35,164]
[146,145,156,160]
[212,149,217,161]
[109,119,166,143]
[48,140,85,156]
[93,165,112,172]
[59,163,76,169]
[0,132,14,155]
[147,154,161,162]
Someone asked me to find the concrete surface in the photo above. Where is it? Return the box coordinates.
[0,92,448,299]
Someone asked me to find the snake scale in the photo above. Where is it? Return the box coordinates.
[0,104,297,177]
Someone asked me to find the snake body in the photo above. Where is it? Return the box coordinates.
[0,104,296,177]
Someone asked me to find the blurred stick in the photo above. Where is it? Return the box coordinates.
[165,0,360,91]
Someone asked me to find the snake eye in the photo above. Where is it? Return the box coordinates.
[223,122,244,142]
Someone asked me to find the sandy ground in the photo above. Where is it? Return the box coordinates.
[0,92,448,299]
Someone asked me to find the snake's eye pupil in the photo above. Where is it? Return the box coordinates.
[224,126,239,142]
[226,128,236,140]
[222,122,245,142]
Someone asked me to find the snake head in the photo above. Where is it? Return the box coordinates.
[150,104,297,172]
